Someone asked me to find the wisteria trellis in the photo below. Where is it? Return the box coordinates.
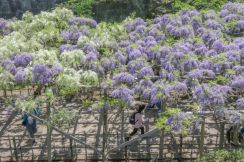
[0,2,244,136]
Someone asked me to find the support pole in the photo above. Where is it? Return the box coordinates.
[145,120,151,160]
[219,122,225,149]
[199,117,205,157]
[70,138,74,161]
[13,137,19,162]
[159,129,165,159]
[102,105,108,162]
[47,103,52,162]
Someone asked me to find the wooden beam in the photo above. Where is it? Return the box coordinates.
[108,128,160,153]
[28,113,102,155]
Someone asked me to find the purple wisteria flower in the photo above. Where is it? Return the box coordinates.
[119,41,130,47]
[127,48,145,60]
[0,18,11,35]
[125,18,147,32]
[68,17,97,28]
[61,26,88,43]
[101,57,115,71]
[13,53,32,67]
[85,51,99,62]
[140,66,154,78]
[111,87,134,105]
[225,44,239,51]
[205,20,223,30]
[159,71,175,81]
[1,60,16,75]
[32,64,54,85]
[166,116,174,125]
[113,52,127,65]
[173,82,188,93]
[154,14,171,27]
[183,58,199,70]
[193,84,227,107]
[0,18,7,30]
[127,59,146,74]
[194,46,208,56]
[139,79,153,87]
[156,47,170,60]
[161,61,175,72]
[233,65,244,74]
[179,26,192,38]
[59,44,78,53]
[236,98,244,109]
[14,68,25,83]
[199,60,214,70]
[212,40,225,53]
[51,64,63,75]
[231,76,244,90]
[226,50,241,62]
[113,72,135,85]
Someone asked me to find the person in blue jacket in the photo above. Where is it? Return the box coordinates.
[22,106,40,144]
[239,126,244,144]
[147,99,165,116]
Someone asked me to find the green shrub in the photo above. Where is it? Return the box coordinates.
[60,0,95,17]
[197,149,244,162]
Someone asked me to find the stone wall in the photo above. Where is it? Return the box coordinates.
[0,0,65,19]
[92,0,151,22]
[0,0,160,22]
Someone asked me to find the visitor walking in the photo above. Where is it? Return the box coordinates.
[126,104,146,141]
[227,125,244,145]
[22,106,41,145]
[238,126,244,144]
[146,99,164,116]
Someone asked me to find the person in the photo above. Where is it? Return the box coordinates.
[22,106,40,145]
[126,104,146,141]
[226,126,234,144]
[238,126,244,144]
[146,99,164,116]
[227,125,244,146]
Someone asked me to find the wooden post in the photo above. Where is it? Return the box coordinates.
[233,125,239,146]
[8,135,13,158]
[102,106,108,162]
[219,122,225,149]
[47,103,52,162]
[121,109,125,143]
[199,117,205,157]
[125,144,128,162]
[84,133,87,162]
[18,137,23,161]
[4,89,6,97]
[121,108,126,159]
[70,138,74,161]
[145,120,151,160]
[159,129,165,159]
[13,137,19,162]
[179,135,183,161]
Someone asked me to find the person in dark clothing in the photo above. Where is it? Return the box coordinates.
[238,126,244,144]
[126,104,146,141]
[226,126,234,144]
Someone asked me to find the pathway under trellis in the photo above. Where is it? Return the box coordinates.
[1,90,242,161]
